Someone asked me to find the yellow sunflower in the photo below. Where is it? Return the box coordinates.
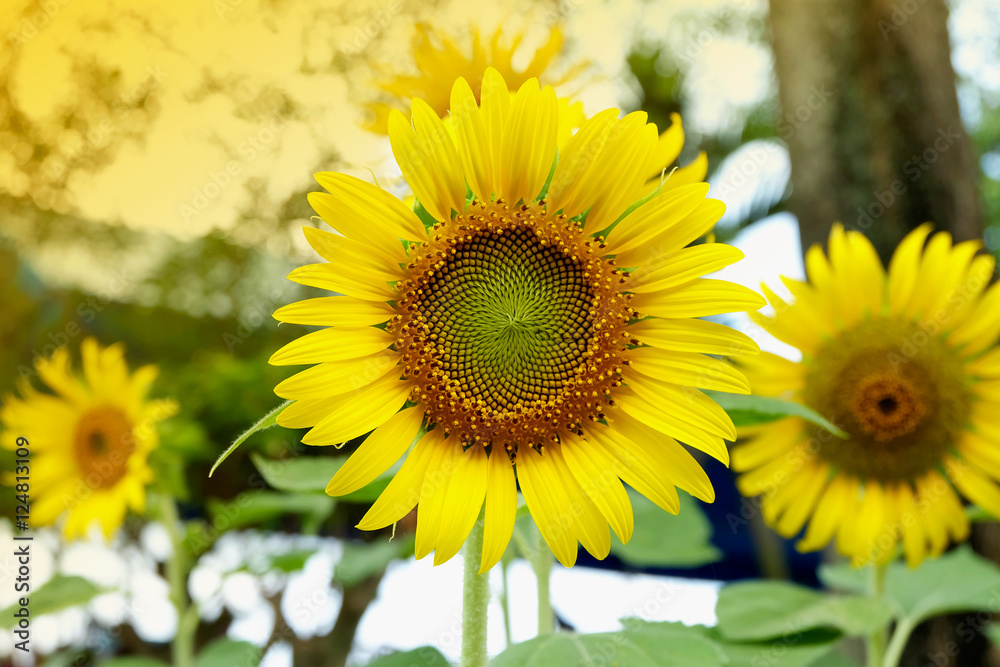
[364,23,588,136]
[735,224,1000,567]
[271,68,763,572]
[1,338,176,538]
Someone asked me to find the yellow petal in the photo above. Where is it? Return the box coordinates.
[732,417,805,472]
[286,263,395,302]
[301,375,412,446]
[301,225,405,278]
[357,429,443,531]
[797,474,855,553]
[624,373,736,443]
[269,327,395,366]
[273,296,395,327]
[630,279,765,319]
[547,108,618,217]
[627,347,751,394]
[450,77,493,202]
[628,244,745,294]
[500,79,558,203]
[388,105,465,222]
[627,318,760,357]
[516,445,579,567]
[433,445,489,565]
[615,386,730,466]
[584,424,681,514]
[479,67,510,195]
[275,351,399,400]
[480,449,517,574]
[325,406,424,496]
[561,432,634,543]
[644,112,684,181]
[603,183,708,257]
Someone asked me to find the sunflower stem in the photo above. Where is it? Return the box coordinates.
[882,617,914,667]
[461,518,489,667]
[530,524,554,636]
[160,494,196,667]
[866,561,889,667]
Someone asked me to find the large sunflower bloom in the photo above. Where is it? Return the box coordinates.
[735,224,1000,567]
[271,68,763,572]
[1,339,177,538]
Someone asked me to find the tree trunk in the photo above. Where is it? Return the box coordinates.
[769,0,983,261]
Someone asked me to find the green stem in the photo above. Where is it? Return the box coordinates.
[882,617,914,667]
[866,562,889,667]
[499,555,513,648]
[530,525,554,636]
[461,519,489,667]
[160,494,196,667]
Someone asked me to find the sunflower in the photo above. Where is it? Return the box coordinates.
[271,68,763,572]
[363,23,588,136]
[1,338,176,538]
[734,224,1000,567]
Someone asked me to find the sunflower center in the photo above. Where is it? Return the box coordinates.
[393,199,633,454]
[803,318,971,481]
[74,405,135,488]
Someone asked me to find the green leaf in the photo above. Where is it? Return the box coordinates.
[249,452,391,502]
[336,536,415,587]
[820,546,1000,626]
[0,575,103,627]
[209,400,291,477]
[207,491,335,530]
[100,659,170,667]
[628,623,844,667]
[984,623,1000,647]
[716,580,892,641]
[265,549,317,573]
[491,620,728,667]
[610,489,720,568]
[706,391,848,438]
[364,646,449,667]
[194,639,261,667]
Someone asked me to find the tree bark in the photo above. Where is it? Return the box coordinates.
[769,0,983,261]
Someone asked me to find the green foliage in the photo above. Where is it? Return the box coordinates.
[611,489,720,568]
[250,452,391,501]
[194,639,261,667]
[492,620,844,667]
[210,401,291,477]
[100,659,169,667]
[206,491,335,531]
[0,576,103,627]
[716,581,892,641]
[705,391,848,438]
[364,646,449,667]
[336,536,415,587]
[820,546,1000,625]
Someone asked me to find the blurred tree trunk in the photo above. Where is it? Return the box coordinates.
[768,0,983,261]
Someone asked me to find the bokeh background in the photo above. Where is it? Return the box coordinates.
[2,0,1000,665]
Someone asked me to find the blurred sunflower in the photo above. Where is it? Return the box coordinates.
[1,338,177,538]
[735,224,1000,567]
[271,68,763,572]
[364,23,588,136]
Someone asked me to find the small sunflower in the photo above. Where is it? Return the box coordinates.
[735,224,1000,567]
[1,338,176,538]
[271,68,763,572]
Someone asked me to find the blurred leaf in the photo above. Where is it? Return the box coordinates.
[100,659,169,667]
[336,536,415,587]
[806,652,862,667]
[492,620,728,667]
[364,646,449,667]
[0,575,103,627]
[716,581,892,641]
[820,547,1000,626]
[249,452,390,501]
[706,391,848,438]
[611,489,720,568]
[266,549,317,573]
[209,400,291,477]
[985,623,1000,647]
[194,638,261,667]
[207,491,334,530]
